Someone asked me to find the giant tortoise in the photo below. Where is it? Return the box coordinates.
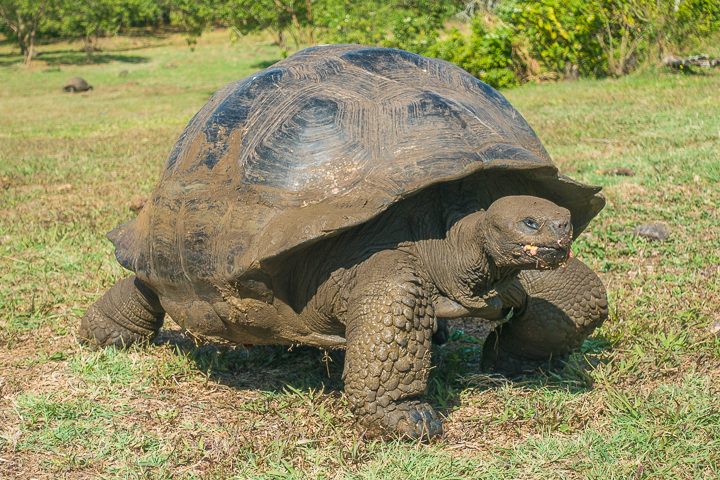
[63,77,93,93]
[80,45,608,439]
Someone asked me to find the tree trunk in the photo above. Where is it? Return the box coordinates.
[23,15,40,66]
[24,30,35,66]
[16,13,28,56]
[83,34,94,53]
[18,36,28,57]
[289,12,301,47]
[21,28,34,66]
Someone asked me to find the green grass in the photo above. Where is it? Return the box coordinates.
[1,30,719,478]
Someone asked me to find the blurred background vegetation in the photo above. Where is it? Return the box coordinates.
[1,0,719,87]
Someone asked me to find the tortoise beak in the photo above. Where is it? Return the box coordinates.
[534,245,570,267]
[521,232,572,268]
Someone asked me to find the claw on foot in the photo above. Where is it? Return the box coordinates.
[384,401,443,440]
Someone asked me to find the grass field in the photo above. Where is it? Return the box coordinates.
[1,30,719,479]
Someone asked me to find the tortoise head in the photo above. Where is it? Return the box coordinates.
[422,195,573,317]
[482,195,572,270]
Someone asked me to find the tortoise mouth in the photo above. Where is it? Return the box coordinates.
[519,243,570,268]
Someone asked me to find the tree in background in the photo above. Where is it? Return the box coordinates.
[1,0,717,79]
[0,0,163,64]
[167,0,216,48]
[314,0,462,53]
[50,0,162,52]
[221,0,462,53]
[0,0,56,65]
[166,0,314,51]
[223,0,313,50]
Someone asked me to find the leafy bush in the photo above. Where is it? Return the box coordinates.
[585,0,720,75]
[585,0,670,76]
[223,0,313,49]
[49,0,162,50]
[427,18,519,88]
[428,0,720,88]
[674,0,720,41]
[314,0,461,53]
[499,0,605,77]
[2,0,718,77]
[313,2,390,46]
[428,0,607,88]
[385,13,441,53]
[659,0,720,53]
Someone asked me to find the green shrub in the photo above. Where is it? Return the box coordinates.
[314,2,391,46]
[499,0,605,77]
[385,13,440,53]
[314,0,461,54]
[585,0,660,76]
[427,0,720,88]
[667,0,720,49]
[427,0,610,88]
[3,0,718,80]
[428,18,519,88]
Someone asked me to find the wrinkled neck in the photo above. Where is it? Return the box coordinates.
[414,212,514,310]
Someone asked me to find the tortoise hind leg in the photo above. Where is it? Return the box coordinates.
[482,258,608,375]
[79,276,165,348]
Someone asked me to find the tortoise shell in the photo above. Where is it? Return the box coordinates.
[109,45,604,293]
[63,77,92,92]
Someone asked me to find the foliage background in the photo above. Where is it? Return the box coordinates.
[1,0,719,85]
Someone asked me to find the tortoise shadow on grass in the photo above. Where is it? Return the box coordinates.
[154,328,474,408]
[154,328,346,393]
[429,321,613,416]
[441,327,614,402]
[154,325,611,415]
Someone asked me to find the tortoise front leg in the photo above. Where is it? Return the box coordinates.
[343,252,442,440]
[482,257,608,375]
[78,276,165,348]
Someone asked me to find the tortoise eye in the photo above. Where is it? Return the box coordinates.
[523,218,540,230]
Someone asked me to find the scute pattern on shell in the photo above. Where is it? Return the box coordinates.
[109,45,603,293]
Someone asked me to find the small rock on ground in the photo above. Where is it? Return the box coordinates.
[600,167,635,176]
[633,223,670,241]
[709,321,720,338]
